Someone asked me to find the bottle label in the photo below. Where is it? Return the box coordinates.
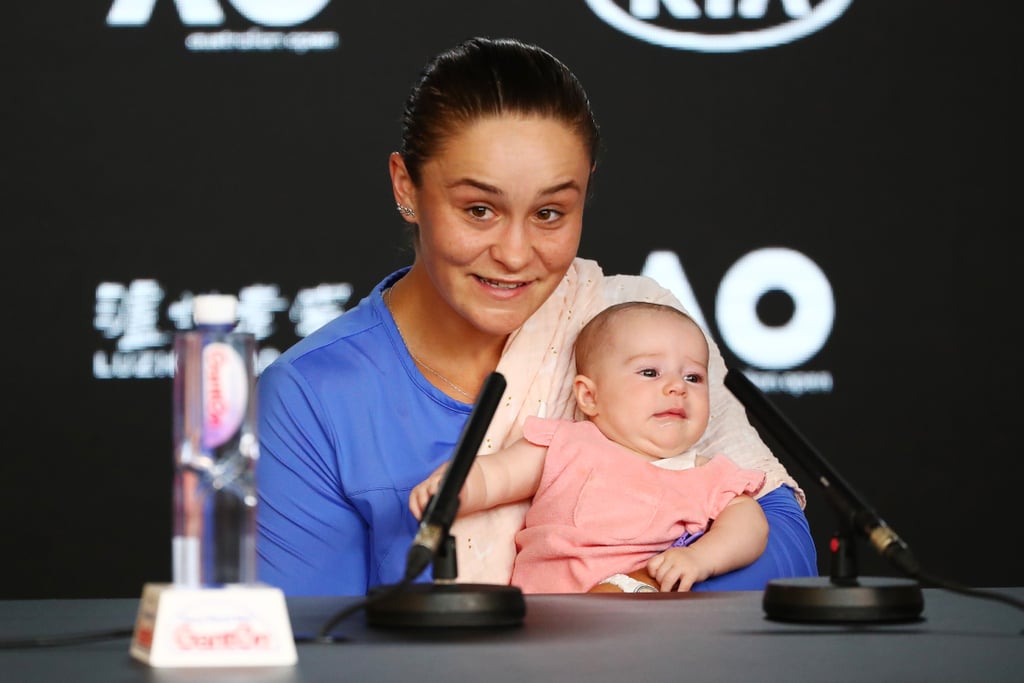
[202,342,249,449]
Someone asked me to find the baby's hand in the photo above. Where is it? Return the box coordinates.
[409,463,448,520]
[646,547,712,592]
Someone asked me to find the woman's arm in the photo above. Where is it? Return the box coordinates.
[410,438,547,519]
[256,363,370,596]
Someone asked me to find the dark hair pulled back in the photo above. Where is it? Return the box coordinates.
[399,37,600,186]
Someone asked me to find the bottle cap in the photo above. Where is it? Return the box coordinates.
[193,294,238,326]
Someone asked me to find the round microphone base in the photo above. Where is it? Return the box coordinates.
[763,576,924,623]
[366,582,526,629]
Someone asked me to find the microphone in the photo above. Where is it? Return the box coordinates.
[403,371,508,581]
[724,366,924,623]
[366,371,526,629]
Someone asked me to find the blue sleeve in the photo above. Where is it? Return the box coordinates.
[691,485,818,592]
[255,362,370,596]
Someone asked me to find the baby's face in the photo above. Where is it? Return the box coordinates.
[579,309,711,460]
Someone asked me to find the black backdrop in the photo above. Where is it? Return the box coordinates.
[4,1,1020,599]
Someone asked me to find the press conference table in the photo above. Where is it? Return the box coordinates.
[2,588,1021,683]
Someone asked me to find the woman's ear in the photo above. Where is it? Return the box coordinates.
[573,374,599,418]
[389,152,417,220]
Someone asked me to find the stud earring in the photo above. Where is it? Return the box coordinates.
[396,203,416,218]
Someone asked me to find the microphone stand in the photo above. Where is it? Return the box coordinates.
[725,366,925,623]
[365,372,526,628]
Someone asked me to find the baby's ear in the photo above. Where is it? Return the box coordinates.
[573,374,599,417]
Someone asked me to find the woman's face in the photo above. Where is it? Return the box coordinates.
[398,115,591,337]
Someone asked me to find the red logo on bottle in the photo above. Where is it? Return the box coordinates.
[202,342,248,448]
[174,623,271,651]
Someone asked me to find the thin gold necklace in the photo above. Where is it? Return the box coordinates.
[384,287,473,401]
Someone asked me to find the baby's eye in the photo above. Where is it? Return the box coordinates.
[684,373,704,384]
[639,368,659,378]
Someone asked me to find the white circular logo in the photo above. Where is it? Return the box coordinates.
[584,0,854,53]
[715,247,834,369]
[230,0,330,27]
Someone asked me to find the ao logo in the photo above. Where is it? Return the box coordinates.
[584,0,854,52]
[643,248,834,370]
[106,0,330,27]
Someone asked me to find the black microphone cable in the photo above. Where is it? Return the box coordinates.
[307,578,412,643]
[0,627,135,650]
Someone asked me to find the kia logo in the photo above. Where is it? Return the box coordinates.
[584,0,854,52]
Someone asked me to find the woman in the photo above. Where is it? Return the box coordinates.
[256,36,816,596]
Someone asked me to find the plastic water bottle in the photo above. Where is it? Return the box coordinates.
[172,293,258,587]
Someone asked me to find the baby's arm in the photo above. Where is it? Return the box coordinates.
[409,438,547,520]
[645,494,768,592]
